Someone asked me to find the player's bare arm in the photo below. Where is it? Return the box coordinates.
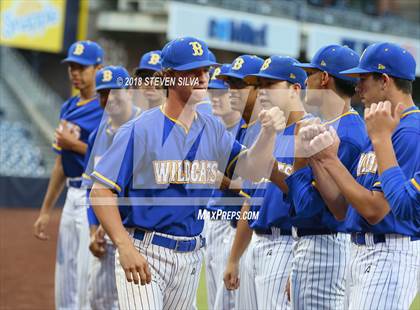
[236,107,286,181]
[33,155,66,240]
[313,129,390,224]
[365,101,403,174]
[224,201,253,291]
[90,182,151,285]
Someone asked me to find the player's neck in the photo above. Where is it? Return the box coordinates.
[79,85,96,101]
[164,96,196,129]
[221,111,241,129]
[388,93,415,113]
[111,108,132,128]
[284,99,305,126]
[320,95,351,121]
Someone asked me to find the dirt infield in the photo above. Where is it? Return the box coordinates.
[0,208,61,310]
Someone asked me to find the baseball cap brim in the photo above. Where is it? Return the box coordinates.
[294,63,320,71]
[208,81,228,89]
[339,67,371,77]
[172,60,219,71]
[96,83,127,91]
[217,71,245,81]
[61,56,96,66]
[244,72,285,85]
[135,67,160,75]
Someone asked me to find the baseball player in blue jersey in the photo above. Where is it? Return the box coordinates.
[204,63,244,310]
[303,42,419,309]
[33,40,104,310]
[88,37,286,310]
[83,65,142,310]
[134,50,165,110]
[364,101,420,221]
[215,54,265,310]
[279,45,367,310]
[224,56,308,310]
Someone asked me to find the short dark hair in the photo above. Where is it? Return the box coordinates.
[372,73,412,95]
[333,76,356,97]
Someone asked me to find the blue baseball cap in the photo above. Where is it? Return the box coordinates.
[161,37,218,71]
[295,45,359,82]
[208,64,230,89]
[245,56,307,89]
[218,55,264,81]
[340,42,416,81]
[95,66,130,91]
[136,50,162,73]
[62,41,103,66]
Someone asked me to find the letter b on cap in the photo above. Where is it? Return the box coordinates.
[189,42,204,56]
[73,43,85,55]
[148,53,160,65]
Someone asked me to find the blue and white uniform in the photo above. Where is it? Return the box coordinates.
[339,42,420,310]
[83,66,137,310]
[91,37,245,310]
[344,106,420,310]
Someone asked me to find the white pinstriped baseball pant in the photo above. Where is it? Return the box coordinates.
[115,230,204,310]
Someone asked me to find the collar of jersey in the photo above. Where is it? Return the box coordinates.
[401,105,420,119]
[241,119,258,129]
[323,109,359,125]
[159,104,198,134]
[76,95,97,107]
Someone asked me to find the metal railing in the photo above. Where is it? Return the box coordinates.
[0,47,62,142]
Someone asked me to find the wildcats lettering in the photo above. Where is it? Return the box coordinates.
[357,151,378,176]
[153,160,218,184]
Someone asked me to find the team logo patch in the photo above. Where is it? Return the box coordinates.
[289,73,296,79]
[148,53,160,65]
[378,64,386,70]
[102,70,113,82]
[211,67,221,80]
[357,151,378,176]
[320,60,327,67]
[153,160,218,184]
[73,43,84,55]
[232,57,244,70]
[261,58,271,71]
[189,42,204,56]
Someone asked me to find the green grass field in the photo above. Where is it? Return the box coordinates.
[195,265,420,310]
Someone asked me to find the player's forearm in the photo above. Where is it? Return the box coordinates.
[371,137,398,175]
[322,157,389,224]
[90,182,132,248]
[238,128,276,181]
[228,203,253,263]
[70,140,88,155]
[40,155,66,214]
[310,159,347,220]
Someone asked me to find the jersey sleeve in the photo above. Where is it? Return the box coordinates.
[215,120,246,179]
[91,122,141,193]
[380,167,420,221]
[285,166,325,218]
[82,130,97,188]
[374,129,420,192]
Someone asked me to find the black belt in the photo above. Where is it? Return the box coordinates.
[255,228,292,236]
[295,228,337,237]
[351,232,386,245]
[133,229,206,252]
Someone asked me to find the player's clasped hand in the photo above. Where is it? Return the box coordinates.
[55,120,80,150]
[364,101,404,143]
[223,261,240,290]
[295,118,325,158]
[33,212,51,240]
[118,242,152,285]
[89,226,106,258]
[258,106,286,132]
